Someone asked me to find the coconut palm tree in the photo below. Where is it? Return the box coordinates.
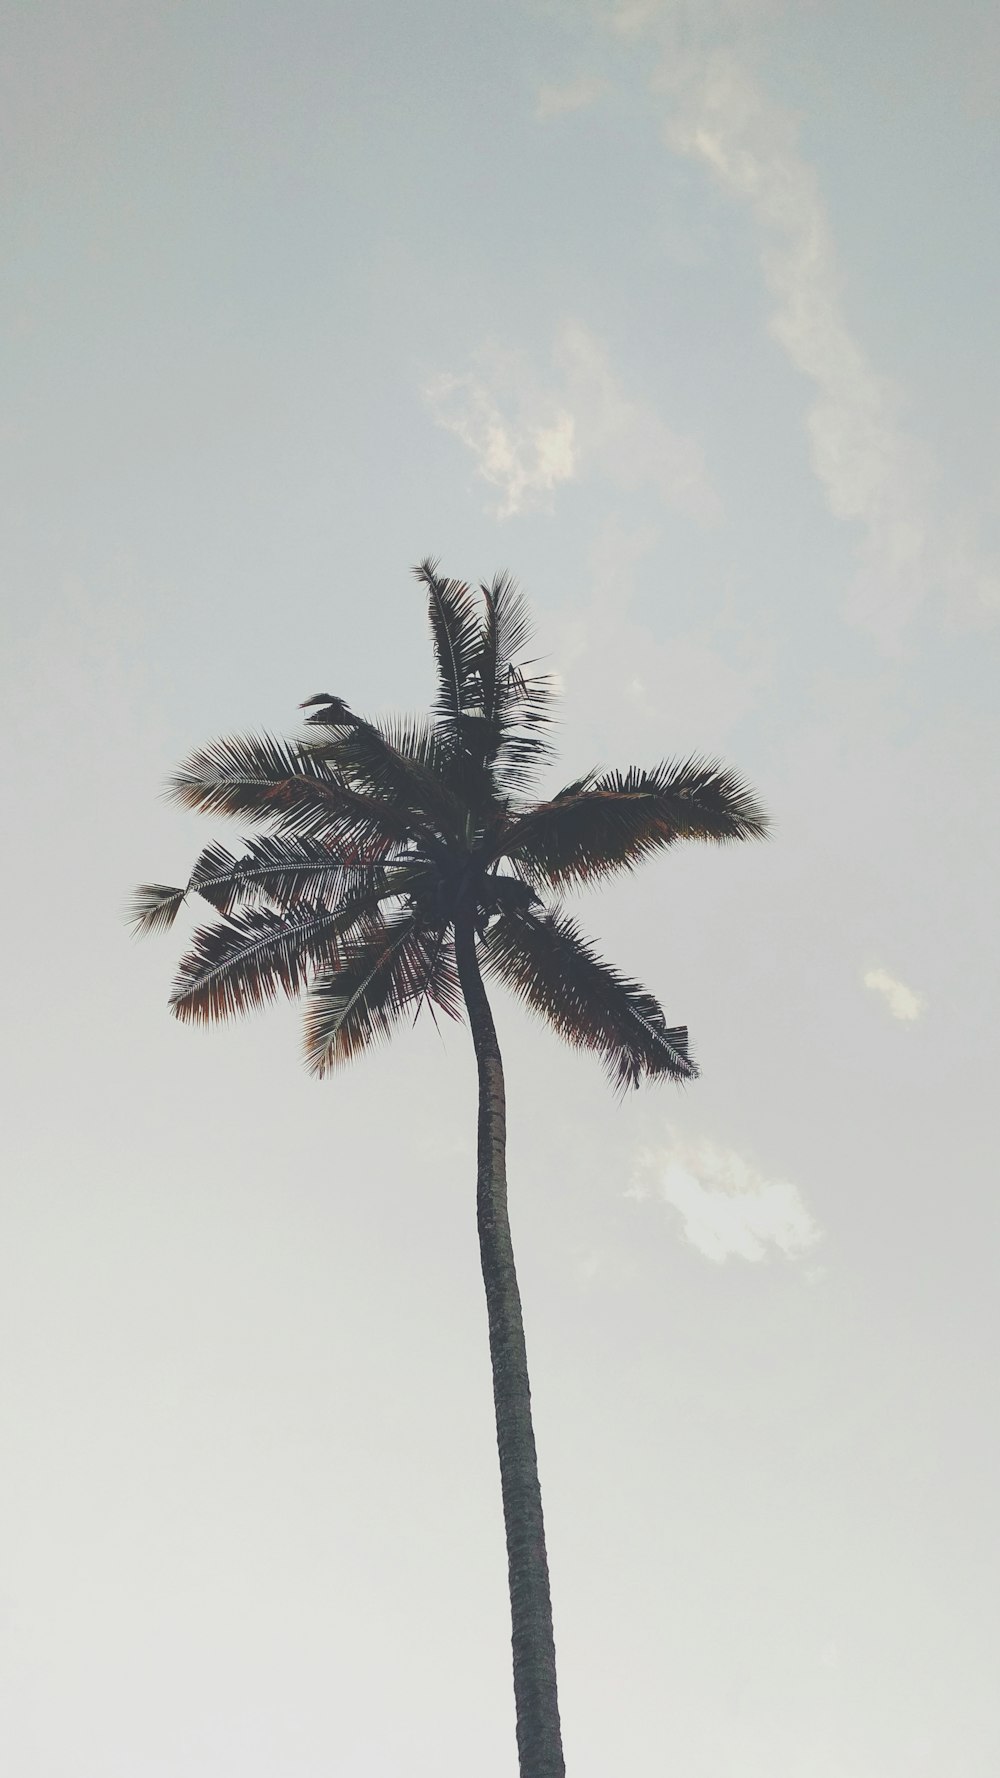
[131,560,768,1777]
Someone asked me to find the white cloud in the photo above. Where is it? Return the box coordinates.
[664,55,944,639]
[631,1135,822,1265]
[423,361,576,519]
[425,324,719,522]
[536,75,607,120]
[863,966,926,1023]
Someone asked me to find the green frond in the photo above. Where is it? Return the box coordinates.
[169,731,419,860]
[487,671,559,796]
[499,757,769,888]
[304,912,462,1076]
[480,904,696,1090]
[478,574,557,794]
[302,712,463,839]
[169,732,329,818]
[187,836,391,915]
[413,558,485,739]
[479,571,535,723]
[169,898,383,1024]
[128,883,187,936]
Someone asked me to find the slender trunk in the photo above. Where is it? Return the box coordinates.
[454,912,565,1778]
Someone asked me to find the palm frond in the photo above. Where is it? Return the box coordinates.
[413,557,484,739]
[480,904,696,1089]
[303,712,464,838]
[304,911,462,1076]
[169,898,383,1025]
[499,757,769,888]
[475,573,557,794]
[479,571,534,723]
[169,732,420,859]
[488,668,559,796]
[128,882,187,936]
[170,732,328,818]
[300,693,358,726]
[187,835,390,914]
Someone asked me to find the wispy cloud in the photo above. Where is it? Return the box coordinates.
[424,359,575,518]
[536,74,607,120]
[424,323,720,521]
[630,1135,822,1265]
[863,966,926,1023]
[600,2,1000,637]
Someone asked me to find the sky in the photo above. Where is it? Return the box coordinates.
[2,2,999,1773]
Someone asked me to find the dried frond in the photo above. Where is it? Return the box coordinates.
[480,904,696,1089]
[300,693,358,726]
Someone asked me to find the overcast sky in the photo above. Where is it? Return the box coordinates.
[3,4,999,1774]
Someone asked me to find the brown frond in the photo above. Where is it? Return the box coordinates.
[169,898,383,1025]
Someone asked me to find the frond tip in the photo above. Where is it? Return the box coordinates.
[128,883,186,936]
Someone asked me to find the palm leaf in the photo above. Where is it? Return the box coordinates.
[476,573,557,794]
[128,882,187,936]
[479,571,534,723]
[480,904,696,1089]
[169,898,384,1024]
[488,667,559,796]
[413,557,485,739]
[303,712,464,838]
[186,836,390,915]
[169,732,420,859]
[304,911,462,1075]
[300,693,358,725]
[499,757,769,888]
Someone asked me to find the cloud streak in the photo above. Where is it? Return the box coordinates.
[631,1135,822,1265]
[601,1,1000,635]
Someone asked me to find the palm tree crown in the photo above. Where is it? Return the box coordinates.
[131,560,768,1082]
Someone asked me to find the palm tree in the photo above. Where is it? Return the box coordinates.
[132,560,768,1777]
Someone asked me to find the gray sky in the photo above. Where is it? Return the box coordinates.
[3,3,999,1774]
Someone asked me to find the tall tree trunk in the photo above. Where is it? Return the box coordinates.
[454,912,566,1778]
